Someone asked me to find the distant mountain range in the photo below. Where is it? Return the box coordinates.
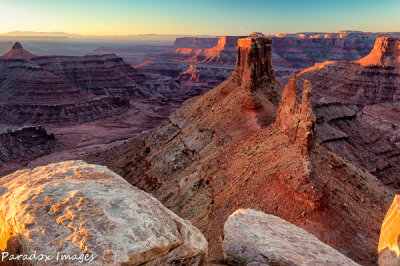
[0,31,215,43]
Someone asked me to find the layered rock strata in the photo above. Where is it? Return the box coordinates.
[294,37,400,188]
[0,160,208,265]
[0,43,182,125]
[233,37,275,91]
[87,36,394,265]
[222,209,359,265]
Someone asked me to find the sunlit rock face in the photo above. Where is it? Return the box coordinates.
[233,37,275,91]
[0,160,207,265]
[378,195,400,266]
[86,36,394,265]
[296,37,400,105]
[222,209,360,265]
[275,74,316,155]
[357,37,400,67]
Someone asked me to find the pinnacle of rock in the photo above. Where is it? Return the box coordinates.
[233,36,275,91]
[275,74,317,155]
[1,42,37,59]
[12,42,23,49]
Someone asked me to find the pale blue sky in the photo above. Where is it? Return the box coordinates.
[0,0,398,35]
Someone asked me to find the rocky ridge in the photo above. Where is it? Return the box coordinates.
[276,74,316,155]
[0,126,58,176]
[87,36,394,265]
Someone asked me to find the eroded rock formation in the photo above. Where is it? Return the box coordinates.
[0,43,182,125]
[87,36,394,265]
[233,37,275,91]
[0,160,208,265]
[275,74,316,155]
[294,37,400,188]
[0,42,36,59]
[222,209,359,265]
[358,37,400,67]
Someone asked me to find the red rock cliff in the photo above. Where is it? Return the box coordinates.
[233,37,275,91]
[275,74,316,155]
[357,37,400,67]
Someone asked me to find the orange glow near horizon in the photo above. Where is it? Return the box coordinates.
[0,0,399,37]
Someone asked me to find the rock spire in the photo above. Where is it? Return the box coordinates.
[275,73,316,155]
[1,42,37,59]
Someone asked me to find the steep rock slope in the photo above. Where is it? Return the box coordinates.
[87,37,394,265]
[31,54,178,98]
[0,160,208,265]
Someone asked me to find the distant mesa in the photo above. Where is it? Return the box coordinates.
[0,42,37,59]
[0,42,180,125]
[297,36,400,105]
[233,37,275,91]
[357,37,400,67]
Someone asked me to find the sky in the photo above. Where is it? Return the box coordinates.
[0,0,399,36]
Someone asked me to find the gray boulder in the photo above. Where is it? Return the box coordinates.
[222,209,359,265]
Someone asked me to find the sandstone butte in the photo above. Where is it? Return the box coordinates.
[87,36,395,265]
[292,37,400,189]
[0,42,36,59]
[0,160,208,265]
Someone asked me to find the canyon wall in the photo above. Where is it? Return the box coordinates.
[87,36,392,265]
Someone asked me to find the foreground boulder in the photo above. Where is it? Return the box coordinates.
[378,195,400,266]
[222,209,359,265]
[0,160,207,265]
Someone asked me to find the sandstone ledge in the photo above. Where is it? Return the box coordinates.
[0,160,207,265]
[222,209,359,265]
